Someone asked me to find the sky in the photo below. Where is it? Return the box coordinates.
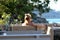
[49,0,60,11]
[47,0,60,23]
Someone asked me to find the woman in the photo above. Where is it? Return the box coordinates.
[22,13,48,33]
[22,13,34,26]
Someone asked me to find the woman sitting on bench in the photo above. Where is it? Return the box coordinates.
[22,13,35,26]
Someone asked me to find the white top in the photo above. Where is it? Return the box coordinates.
[22,23,27,26]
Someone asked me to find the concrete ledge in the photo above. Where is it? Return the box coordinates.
[0,34,50,38]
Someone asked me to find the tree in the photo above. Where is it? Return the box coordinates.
[0,0,58,24]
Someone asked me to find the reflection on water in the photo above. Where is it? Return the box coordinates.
[46,19,60,23]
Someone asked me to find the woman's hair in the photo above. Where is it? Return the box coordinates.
[24,13,32,20]
[25,13,31,18]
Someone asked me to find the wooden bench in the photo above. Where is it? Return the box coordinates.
[0,24,52,34]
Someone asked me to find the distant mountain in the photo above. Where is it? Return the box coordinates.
[41,10,60,19]
[32,9,60,23]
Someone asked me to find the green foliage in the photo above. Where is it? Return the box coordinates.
[31,0,39,2]
[0,0,58,24]
[31,0,50,13]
